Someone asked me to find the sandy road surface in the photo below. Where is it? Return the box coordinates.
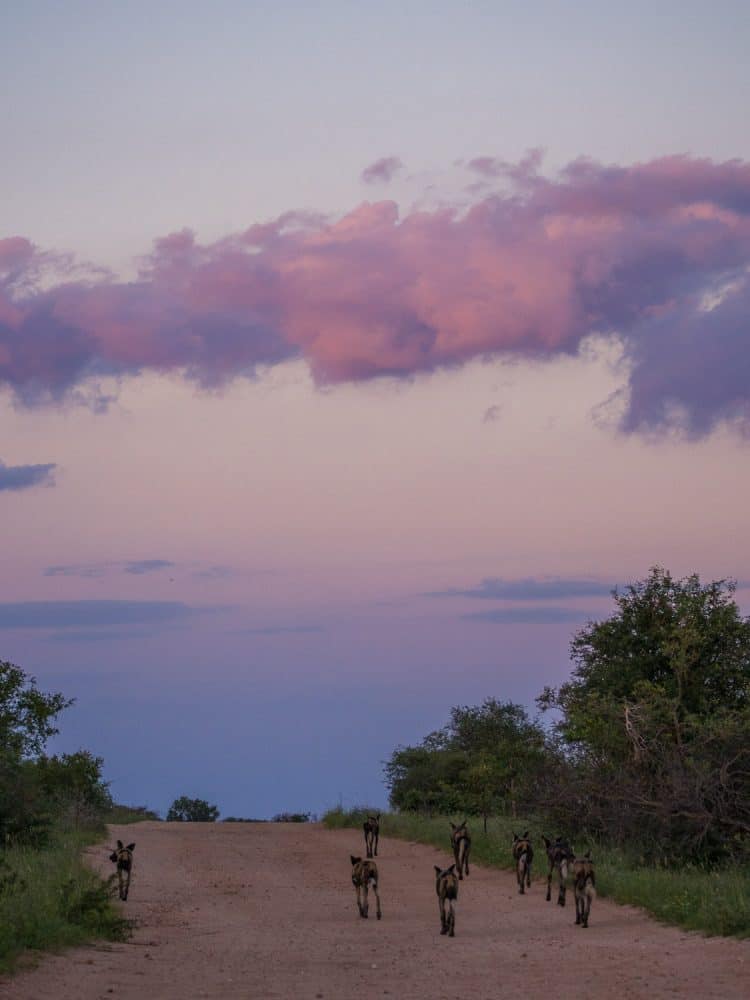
[2,821,749,999]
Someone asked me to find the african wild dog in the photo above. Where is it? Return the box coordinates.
[350,855,382,920]
[109,840,135,901]
[573,852,596,928]
[363,813,380,858]
[512,831,533,895]
[450,821,471,880]
[434,864,458,937]
[542,835,574,906]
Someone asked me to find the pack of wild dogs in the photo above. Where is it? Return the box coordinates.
[350,817,596,936]
[106,818,596,937]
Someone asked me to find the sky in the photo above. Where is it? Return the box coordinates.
[2,1,750,817]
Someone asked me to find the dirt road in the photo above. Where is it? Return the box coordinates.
[3,822,748,999]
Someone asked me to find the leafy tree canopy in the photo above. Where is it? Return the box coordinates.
[538,566,750,749]
[0,660,72,759]
[166,796,220,822]
[385,699,547,819]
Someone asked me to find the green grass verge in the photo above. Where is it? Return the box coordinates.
[103,803,160,824]
[0,827,131,974]
[323,807,750,938]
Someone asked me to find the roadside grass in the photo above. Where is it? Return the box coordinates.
[103,803,161,825]
[323,807,750,938]
[0,825,132,974]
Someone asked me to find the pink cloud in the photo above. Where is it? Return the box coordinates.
[361,156,404,184]
[2,154,750,434]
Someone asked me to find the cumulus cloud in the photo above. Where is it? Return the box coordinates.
[361,156,404,184]
[3,153,750,436]
[428,576,613,600]
[0,459,56,492]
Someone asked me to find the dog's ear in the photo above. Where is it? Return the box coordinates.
[350,855,360,866]
[450,822,456,830]
[126,843,135,852]
[109,851,118,862]
[513,832,519,840]
[447,864,456,873]
[117,839,124,848]
[523,831,529,839]
[434,865,442,874]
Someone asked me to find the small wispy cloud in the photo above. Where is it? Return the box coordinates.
[361,156,404,184]
[123,559,175,575]
[239,625,323,636]
[42,628,158,643]
[0,600,201,629]
[427,577,613,601]
[0,459,56,492]
[45,559,175,578]
[467,148,544,180]
[463,607,592,625]
[192,565,237,581]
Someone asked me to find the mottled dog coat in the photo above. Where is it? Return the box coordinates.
[542,835,574,906]
[363,814,380,858]
[450,821,471,880]
[350,855,382,920]
[573,853,596,928]
[109,840,135,901]
[434,864,458,937]
[512,831,533,895]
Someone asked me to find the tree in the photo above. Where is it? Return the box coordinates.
[0,660,74,844]
[448,700,548,821]
[166,796,220,822]
[0,660,72,759]
[384,699,548,823]
[37,751,112,829]
[539,567,750,749]
[538,568,750,861]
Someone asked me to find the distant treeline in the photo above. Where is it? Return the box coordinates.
[222,813,313,823]
[384,568,750,865]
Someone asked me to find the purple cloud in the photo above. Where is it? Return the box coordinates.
[0,600,198,629]
[468,147,544,181]
[427,576,613,600]
[0,459,56,492]
[3,154,750,436]
[123,559,175,575]
[463,606,591,624]
[361,156,404,184]
[44,559,174,578]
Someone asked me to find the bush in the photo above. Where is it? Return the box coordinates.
[0,829,131,972]
[166,796,219,822]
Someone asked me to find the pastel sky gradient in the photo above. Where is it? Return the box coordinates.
[2,1,750,817]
